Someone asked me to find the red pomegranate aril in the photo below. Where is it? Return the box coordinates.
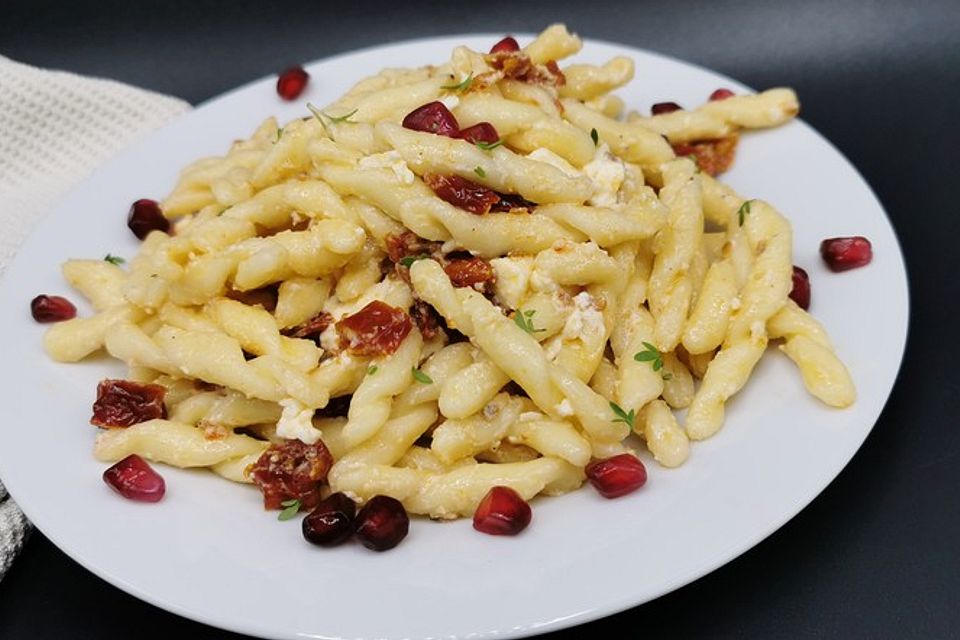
[302,492,357,547]
[103,454,165,502]
[790,266,811,310]
[585,454,647,499]
[30,294,76,322]
[651,101,683,115]
[490,36,520,54]
[820,236,873,272]
[457,122,500,145]
[127,198,169,240]
[354,495,409,551]
[402,101,460,137]
[276,65,309,101]
[473,486,532,536]
[709,88,736,101]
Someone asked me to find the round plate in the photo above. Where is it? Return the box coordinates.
[0,35,907,640]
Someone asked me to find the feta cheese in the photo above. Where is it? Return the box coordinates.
[276,398,322,444]
[583,143,626,208]
[439,95,460,111]
[490,256,533,309]
[561,292,605,342]
[358,150,415,185]
[528,147,582,178]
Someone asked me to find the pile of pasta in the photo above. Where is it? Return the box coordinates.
[44,24,854,519]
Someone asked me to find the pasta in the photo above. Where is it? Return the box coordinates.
[43,24,855,531]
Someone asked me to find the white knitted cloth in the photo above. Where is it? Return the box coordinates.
[0,55,190,581]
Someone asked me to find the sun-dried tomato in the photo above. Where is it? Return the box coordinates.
[90,379,167,428]
[457,122,500,145]
[487,52,565,87]
[490,192,537,213]
[443,257,496,291]
[282,312,334,341]
[248,439,333,510]
[672,135,739,176]
[385,231,441,263]
[410,300,442,340]
[336,300,413,357]
[424,174,501,215]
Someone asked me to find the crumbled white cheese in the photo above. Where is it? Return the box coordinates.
[490,256,534,309]
[276,398,322,444]
[583,143,626,208]
[319,324,340,353]
[560,292,605,342]
[555,399,575,417]
[358,150,415,185]
[528,148,582,178]
[439,95,460,111]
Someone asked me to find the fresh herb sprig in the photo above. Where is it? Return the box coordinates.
[367,366,378,375]
[513,309,544,335]
[412,367,433,384]
[399,254,430,268]
[590,128,599,146]
[441,73,473,92]
[103,254,125,265]
[277,499,301,521]
[475,139,504,151]
[474,166,486,178]
[737,200,753,226]
[634,341,664,372]
[609,401,636,429]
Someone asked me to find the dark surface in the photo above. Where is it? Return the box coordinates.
[1,1,958,638]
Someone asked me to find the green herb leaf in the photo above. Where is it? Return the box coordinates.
[277,499,301,521]
[590,128,599,146]
[737,200,752,226]
[275,126,284,142]
[661,372,673,381]
[103,254,125,265]
[473,166,486,178]
[368,366,378,375]
[441,73,473,92]
[412,367,433,384]
[513,309,544,334]
[609,401,636,429]
[634,341,664,372]
[475,139,504,151]
[399,254,429,268]
[323,108,358,124]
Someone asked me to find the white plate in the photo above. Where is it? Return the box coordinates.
[0,35,907,640]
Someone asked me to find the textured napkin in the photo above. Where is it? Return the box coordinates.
[0,55,190,580]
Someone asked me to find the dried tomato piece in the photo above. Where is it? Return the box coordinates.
[490,193,537,213]
[336,300,413,357]
[672,134,739,176]
[385,231,441,263]
[457,122,500,145]
[401,101,460,137]
[91,379,167,428]
[651,101,683,115]
[443,257,496,290]
[424,173,501,215]
[248,439,333,510]
[488,51,534,79]
[410,300,442,340]
[282,312,334,341]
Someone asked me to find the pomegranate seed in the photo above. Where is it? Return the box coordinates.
[790,266,811,310]
[473,486,532,536]
[709,88,735,101]
[276,65,309,101]
[401,101,460,137]
[354,495,409,551]
[302,492,357,547]
[820,236,873,272]
[457,122,500,145]
[490,36,520,54]
[651,101,683,115]
[585,454,647,499]
[127,199,169,240]
[102,454,165,502]
[30,294,76,322]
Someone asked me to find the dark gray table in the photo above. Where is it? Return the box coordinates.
[2,1,957,638]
